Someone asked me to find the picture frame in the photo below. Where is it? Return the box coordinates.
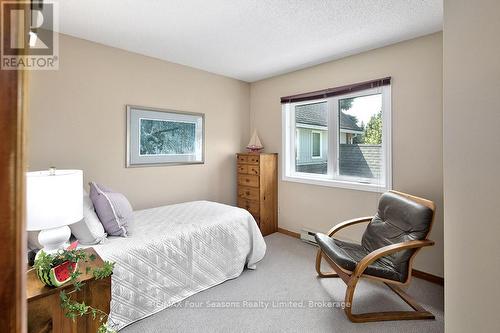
[126,105,205,167]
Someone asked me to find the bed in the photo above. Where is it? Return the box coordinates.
[90,200,266,331]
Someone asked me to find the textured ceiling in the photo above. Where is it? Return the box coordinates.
[52,0,442,82]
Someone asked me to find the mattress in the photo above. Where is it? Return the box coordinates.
[91,200,266,330]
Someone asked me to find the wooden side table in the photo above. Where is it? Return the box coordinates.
[27,248,112,333]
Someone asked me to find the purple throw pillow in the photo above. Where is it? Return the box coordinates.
[89,182,133,237]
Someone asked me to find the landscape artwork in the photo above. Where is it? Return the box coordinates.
[127,105,204,167]
[140,119,196,156]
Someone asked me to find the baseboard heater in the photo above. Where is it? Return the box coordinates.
[300,228,318,246]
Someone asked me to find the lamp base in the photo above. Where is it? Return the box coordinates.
[37,225,71,256]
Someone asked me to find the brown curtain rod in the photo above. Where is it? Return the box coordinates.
[280,77,391,104]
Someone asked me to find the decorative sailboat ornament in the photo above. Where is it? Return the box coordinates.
[246,130,264,152]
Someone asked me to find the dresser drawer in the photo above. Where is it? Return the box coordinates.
[248,165,259,175]
[237,155,248,163]
[238,174,259,187]
[238,198,260,216]
[237,164,248,174]
[238,186,260,201]
[248,155,260,164]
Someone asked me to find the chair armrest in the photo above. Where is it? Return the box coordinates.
[351,239,435,279]
[327,216,373,237]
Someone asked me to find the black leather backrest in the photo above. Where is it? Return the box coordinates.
[361,192,434,276]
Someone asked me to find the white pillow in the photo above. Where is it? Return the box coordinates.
[69,192,107,245]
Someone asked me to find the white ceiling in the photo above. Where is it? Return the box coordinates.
[52,0,442,82]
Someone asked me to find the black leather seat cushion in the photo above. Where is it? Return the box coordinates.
[315,233,405,282]
[316,192,434,283]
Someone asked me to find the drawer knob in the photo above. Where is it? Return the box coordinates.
[245,179,249,182]
[246,191,250,195]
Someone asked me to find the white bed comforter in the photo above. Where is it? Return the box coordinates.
[91,200,266,330]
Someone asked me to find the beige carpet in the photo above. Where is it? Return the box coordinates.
[122,233,444,333]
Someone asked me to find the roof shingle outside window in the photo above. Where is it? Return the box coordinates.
[295,102,363,132]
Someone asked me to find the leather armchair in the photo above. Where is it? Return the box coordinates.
[314,190,436,323]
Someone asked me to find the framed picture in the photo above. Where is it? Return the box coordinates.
[126,105,205,167]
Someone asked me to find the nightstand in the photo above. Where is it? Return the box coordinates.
[27,248,111,333]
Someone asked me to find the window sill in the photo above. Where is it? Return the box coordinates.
[282,174,389,193]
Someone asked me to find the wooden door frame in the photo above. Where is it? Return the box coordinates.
[0,0,29,331]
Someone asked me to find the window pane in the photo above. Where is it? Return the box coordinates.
[295,102,328,175]
[338,94,382,181]
[312,132,321,157]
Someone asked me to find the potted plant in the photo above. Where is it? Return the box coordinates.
[33,242,115,333]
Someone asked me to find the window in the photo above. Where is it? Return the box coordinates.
[294,102,328,175]
[311,131,322,158]
[282,80,391,192]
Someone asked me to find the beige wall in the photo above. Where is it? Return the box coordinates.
[28,34,250,209]
[250,33,444,276]
[443,1,500,331]
[29,32,444,277]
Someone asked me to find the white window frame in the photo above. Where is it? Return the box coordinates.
[311,130,322,159]
[282,85,392,193]
[295,129,300,160]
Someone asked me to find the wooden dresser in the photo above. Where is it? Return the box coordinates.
[237,153,278,236]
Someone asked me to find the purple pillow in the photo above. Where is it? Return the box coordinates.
[89,182,133,237]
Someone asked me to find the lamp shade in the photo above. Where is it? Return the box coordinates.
[26,169,83,231]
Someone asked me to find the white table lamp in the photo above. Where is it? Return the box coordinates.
[27,169,83,254]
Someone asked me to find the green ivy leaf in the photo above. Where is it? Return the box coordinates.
[93,261,115,280]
